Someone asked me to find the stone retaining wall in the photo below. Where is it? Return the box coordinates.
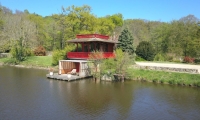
[0,53,9,58]
[133,65,199,74]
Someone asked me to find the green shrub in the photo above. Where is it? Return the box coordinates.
[172,59,181,63]
[152,78,159,83]
[100,49,133,81]
[115,49,132,75]
[25,48,34,56]
[136,41,155,61]
[101,58,116,74]
[197,81,200,87]
[177,80,184,86]
[160,79,166,84]
[194,58,200,64]
[165,55,173,62]
[52,45,75,66]
[126,68,135,79]
[3,58,17,64]
[183,80,190,86]
[10,39,27,63]
[135,55,146,61]
[168,79,176,84]
[154,53,165,61]
[101,69,115,80]
[9,37,35,64]
[52,49,65,66]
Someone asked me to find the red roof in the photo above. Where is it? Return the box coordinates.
[76,34,109,40]
[68,34,118,43]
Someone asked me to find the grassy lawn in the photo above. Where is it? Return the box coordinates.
[0,57,10,63]
[0,56,53,67]
[21,56,52,67]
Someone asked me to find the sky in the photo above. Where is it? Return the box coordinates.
[0,0,199,22]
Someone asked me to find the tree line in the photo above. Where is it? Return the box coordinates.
[0,4,200,62]
[122,15,200,61]
[0,5,123,52]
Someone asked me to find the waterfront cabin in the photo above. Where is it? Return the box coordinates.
[58,34,117,78]
[59,60,90,77]
[67,34,117,59]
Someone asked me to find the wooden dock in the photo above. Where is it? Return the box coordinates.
[46,73,92,81]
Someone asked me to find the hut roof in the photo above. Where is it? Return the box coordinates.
[67,38,118,43]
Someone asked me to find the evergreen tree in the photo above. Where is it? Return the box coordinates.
[136,41,155,61]
[117,28,134,54]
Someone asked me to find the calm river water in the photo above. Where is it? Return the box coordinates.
[0,66,200,120]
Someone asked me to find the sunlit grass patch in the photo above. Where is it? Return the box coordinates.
[0,56,53,67]
[21,56,52,67]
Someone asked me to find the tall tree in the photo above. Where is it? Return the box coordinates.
[151,22,171,53]
[64,5,97,36]
[28,13,46,46]
[117,28,134,54]
[54,5,98,49]
[136,41,155,61]
[44,16,59,50]
[123,19,160,46]
[0,12,37,52]
[179,15,199,57]
[97,17,115,35]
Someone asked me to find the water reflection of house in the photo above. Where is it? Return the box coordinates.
[59,34,117,77]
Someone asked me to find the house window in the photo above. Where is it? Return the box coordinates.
[96,43,100,51]
[105,43,108,52]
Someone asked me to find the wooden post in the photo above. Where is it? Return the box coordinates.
[76,43,78,52]
[94,42,96,51]
[59,61,61,74]
[82,43,84,52]
[87,43,90,52]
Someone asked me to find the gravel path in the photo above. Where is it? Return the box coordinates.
[135,62,200,73]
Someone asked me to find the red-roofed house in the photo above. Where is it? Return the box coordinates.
[59,34,117,77]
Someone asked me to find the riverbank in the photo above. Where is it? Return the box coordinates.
[1,57,200,87]
[127,68,200,87]
[0,56,58,71]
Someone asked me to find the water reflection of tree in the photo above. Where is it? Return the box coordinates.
[56,80,136,118]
